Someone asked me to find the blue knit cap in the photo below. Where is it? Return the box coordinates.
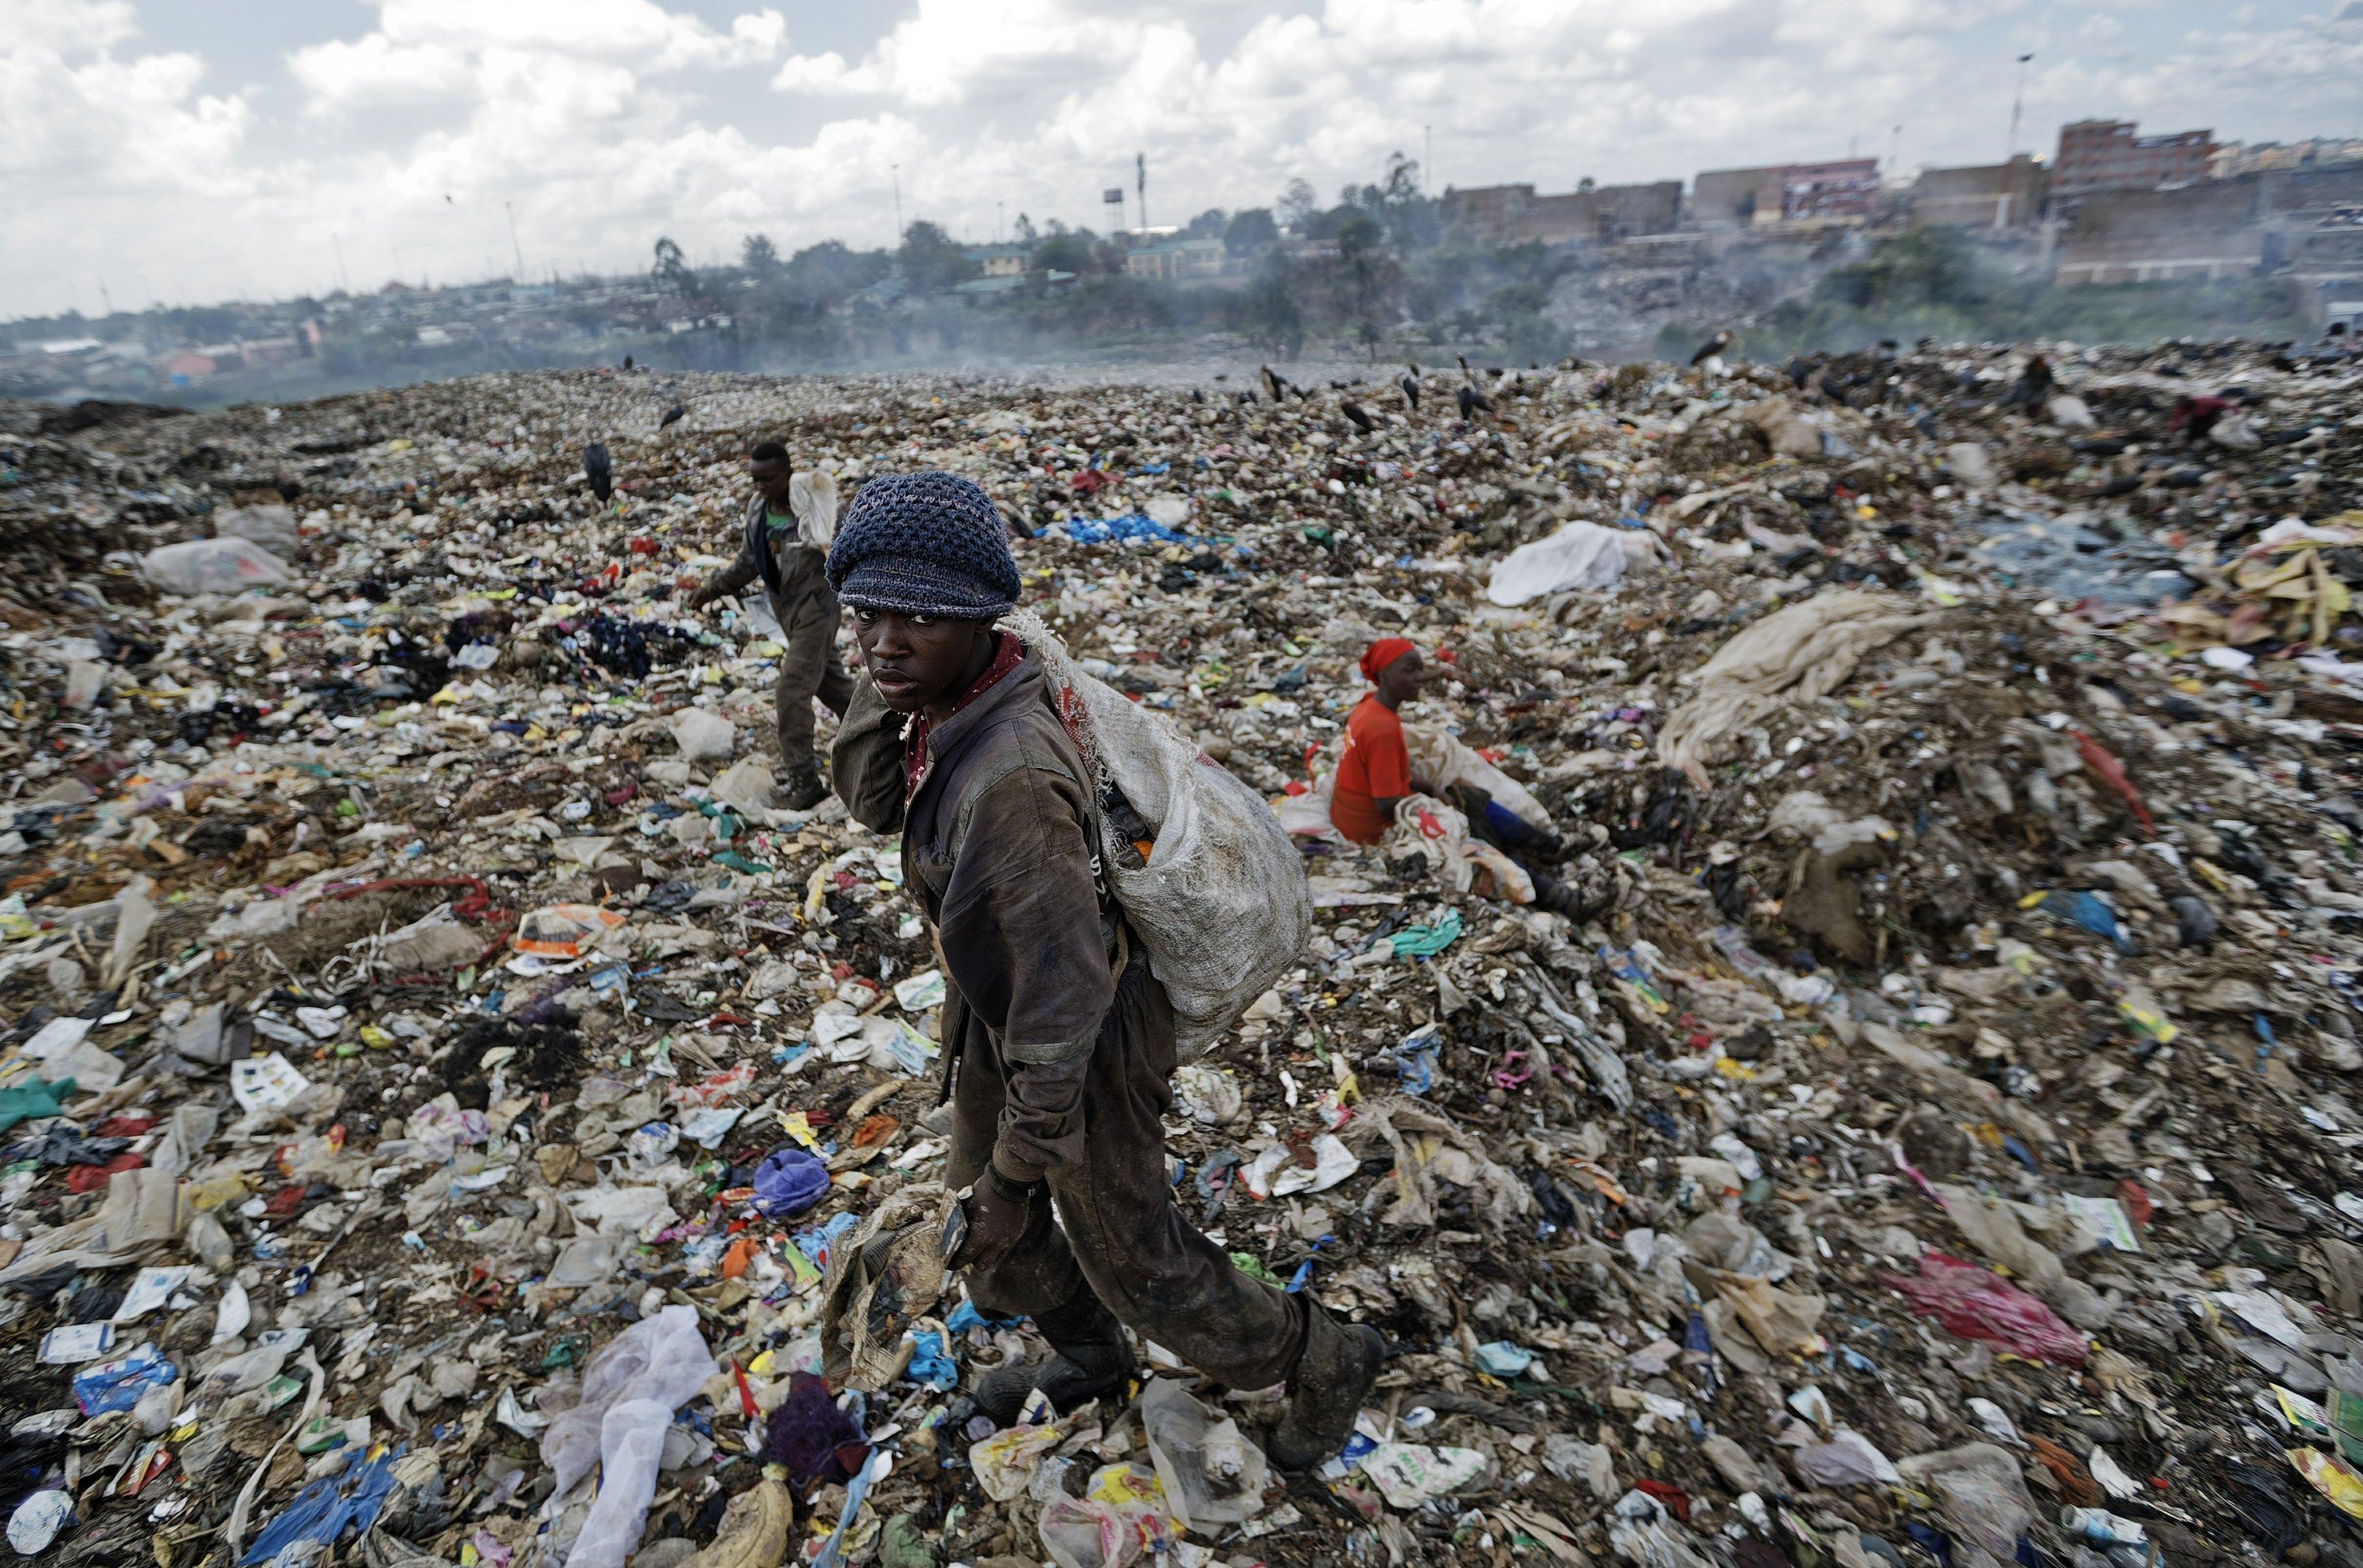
[825,472,1021,619]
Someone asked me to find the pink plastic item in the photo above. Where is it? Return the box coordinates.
[1884,1252,2087,1366]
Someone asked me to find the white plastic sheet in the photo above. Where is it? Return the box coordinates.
[541,1306,717,1568]
[1486,521,1665,606]
[141,536,291,595]
[1008,612,1312,1062]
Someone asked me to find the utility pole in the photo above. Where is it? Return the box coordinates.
[1136,151,1147,232]
[2008,52,2034,160]
[97,276,113,316]
[892,165,903,247]
[996,200,1004,244]
[331,232,350,293]
[506,201,525,276]
[1889,124,1903,179]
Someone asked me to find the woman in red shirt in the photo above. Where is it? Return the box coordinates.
[1330,638,1437,845]
[1330,638,1586,916]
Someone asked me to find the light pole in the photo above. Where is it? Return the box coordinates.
[2007,52,2034,161]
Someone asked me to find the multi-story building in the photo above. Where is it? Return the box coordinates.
[1121,237,1226,282]
[1909,155,2050,228]
[1692,160,1881,228]
[2052,120,2216,197]
[1443,180,1682,244]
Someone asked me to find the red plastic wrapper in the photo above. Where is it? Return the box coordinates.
[1884,1251,2087,1366]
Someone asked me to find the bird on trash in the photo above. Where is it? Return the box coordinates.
[1690,328,1734,368]
[1399,371,1419,410]
[2008,353,2054,412]
[1340,401,1375,435]
[1455,352,1479,386]
[1456,383,1488,420]
[582,443,612,506]
[659,401,687,429]
[1259,365,1292,403]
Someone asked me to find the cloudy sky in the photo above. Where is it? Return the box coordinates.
[6,0,2361,321]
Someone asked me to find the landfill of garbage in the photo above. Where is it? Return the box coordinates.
[6,337,2363,1568]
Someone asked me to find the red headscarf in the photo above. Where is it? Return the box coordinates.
[1360,637,1416,683]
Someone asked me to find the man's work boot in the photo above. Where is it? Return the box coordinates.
[1267,1307,1386,1470]
[974,1295,1132,1425]
[781,763,828,812]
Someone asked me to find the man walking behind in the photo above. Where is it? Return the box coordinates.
[685,441,851,808]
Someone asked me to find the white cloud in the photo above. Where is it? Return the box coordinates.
[8,0,2363,320]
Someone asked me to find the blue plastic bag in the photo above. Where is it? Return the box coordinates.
[241,1444,400,1565]
[72,1343,176,1415]
[752,1146,830,1218]
[902,1329,957,1390]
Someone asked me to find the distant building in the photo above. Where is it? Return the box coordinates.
[952,269,1078,300]
[2213,138,2363,179]
[1122,237,1226,281]
[2055,178,2261,284]
[2056,162,2363,288]
[963,244,1028,278]
[2052,120,2216,198]
[161,352,217,385]
[1693,160,1881,228]
[1444,180,1682,243]
[1909,155,2050,228]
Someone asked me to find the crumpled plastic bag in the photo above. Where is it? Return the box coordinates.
[1895,1443,2036,1559]
[669,706,736,762]
[1138,1378,1267,1533]
[1039,1463,1174,1568]
[1885,1252,2087,1366]
[1359,1441,1488,1508]
[142,536,291,595]
[1347,1095,1533,1230]
[539,1305,717,1568]
[1486,520,1667,605]
[819,1183,959,1392]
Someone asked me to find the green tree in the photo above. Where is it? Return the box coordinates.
[740,233,781,276]
[1278,177,1319,232]
[1183,207,1228,239]
[1486,282,1549,322]
[1032,231,1100,275]
[1500,310,1571,364]
[782,240,888,307]
[1224,208,1279,253]
[897,221,979,291]
[651,236,700,299]
[1012,212,1038,245]
[1241,250,1305,356]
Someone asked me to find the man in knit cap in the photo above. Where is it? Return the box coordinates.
[828,471,1383,1468]
[684,441,852,810]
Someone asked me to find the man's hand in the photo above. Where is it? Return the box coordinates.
[954,1170,1034,1272]
[684,583,714,611]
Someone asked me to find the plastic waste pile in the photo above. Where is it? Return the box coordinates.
[5,338,2363,1567]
